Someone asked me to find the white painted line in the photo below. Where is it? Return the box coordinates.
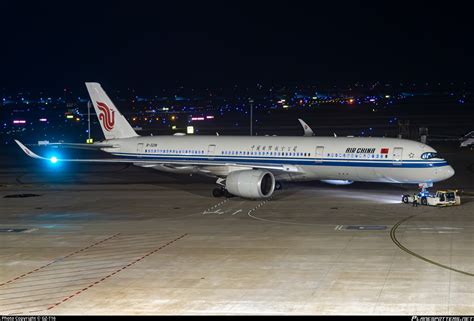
[231,209,242,216]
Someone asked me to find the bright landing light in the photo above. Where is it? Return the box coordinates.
[50,156,58,164]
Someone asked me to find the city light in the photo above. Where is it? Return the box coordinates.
[186,126,194,134]
[39,118,48,122]
[66,115,74,119]
[13,120,26,124]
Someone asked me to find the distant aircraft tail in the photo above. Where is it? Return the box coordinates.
[85,82,138,140]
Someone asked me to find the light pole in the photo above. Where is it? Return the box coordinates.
[249,98,254,136]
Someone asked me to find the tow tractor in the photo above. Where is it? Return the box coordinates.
[402,189,461,206]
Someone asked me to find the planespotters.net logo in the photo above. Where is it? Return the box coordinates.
[97,101,115,131]
[412,317,474,321]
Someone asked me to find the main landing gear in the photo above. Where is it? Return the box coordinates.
[212,178,233,197]
[212,187,233,198]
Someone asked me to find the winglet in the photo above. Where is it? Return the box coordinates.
[298,119,314,136]
[14,140,45,159]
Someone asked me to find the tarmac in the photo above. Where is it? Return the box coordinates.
[0,142,473,315]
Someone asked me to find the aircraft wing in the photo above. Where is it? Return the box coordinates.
[15,140,301,173]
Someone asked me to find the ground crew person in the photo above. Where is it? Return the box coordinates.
[412,193,418,207]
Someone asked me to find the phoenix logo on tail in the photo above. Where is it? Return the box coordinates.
[97,101,115,131]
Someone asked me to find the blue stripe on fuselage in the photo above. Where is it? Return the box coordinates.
[111,152,448,168]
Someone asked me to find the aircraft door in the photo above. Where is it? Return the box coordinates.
[392,147,403,165]
[207,144,216,159]
[315,146,324,163]
[137,143,144,153]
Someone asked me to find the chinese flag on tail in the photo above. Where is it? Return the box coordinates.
[381,148,389,154]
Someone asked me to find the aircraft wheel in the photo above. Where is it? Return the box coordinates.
[421,197,428,205]
[402,195,409,203]
[212,188,224,198]
[224,189,234,198]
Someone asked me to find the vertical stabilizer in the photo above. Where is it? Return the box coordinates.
[85,82,138,140]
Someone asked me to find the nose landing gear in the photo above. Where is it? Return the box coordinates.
[418,182,433,205]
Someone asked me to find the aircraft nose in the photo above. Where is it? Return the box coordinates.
[439,165,455,180]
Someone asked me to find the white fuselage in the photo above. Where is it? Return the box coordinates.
[100,135,455,184]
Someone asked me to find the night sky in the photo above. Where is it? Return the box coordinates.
[1,1,473,92]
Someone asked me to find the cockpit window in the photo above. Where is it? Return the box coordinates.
[421,152,440,159]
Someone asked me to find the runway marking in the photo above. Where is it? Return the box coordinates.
[201,199,246,216]
[46,233,187,311]
[202,199,229,214]
[0,233,121,288]
[390,215,474,277]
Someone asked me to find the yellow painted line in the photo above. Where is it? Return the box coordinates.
[390,215,474,277]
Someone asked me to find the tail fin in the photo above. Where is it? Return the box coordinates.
[85,82,138,140]
[298,118,314,137]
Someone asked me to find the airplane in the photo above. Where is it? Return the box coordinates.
[460,131,474,148]
[14,82,455,199]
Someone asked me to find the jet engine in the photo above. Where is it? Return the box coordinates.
[226,170,275,199]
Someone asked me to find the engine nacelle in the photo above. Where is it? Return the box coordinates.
[321,179,354,185]
[226,170,275,199]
